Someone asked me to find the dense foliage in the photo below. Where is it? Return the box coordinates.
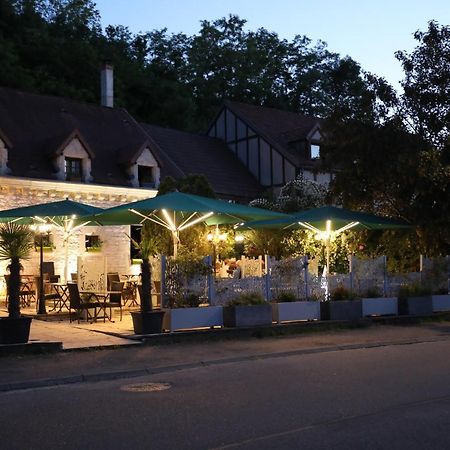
[1,2,449,265]
[0,1,376,131]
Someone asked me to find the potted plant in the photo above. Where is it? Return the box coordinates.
[85,236,103,252]
[223,292,272,328]
[398,284,433,316]
[272,291,320,323]
[163,291,223,332]
[361,287,398,317]
[0,223,34,344]
[130,222,165,334]
[431,287,450,312]
[321,284,362,321]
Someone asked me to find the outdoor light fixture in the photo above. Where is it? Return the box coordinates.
[234,234,245,243]
[207,225,227,276]
[207,226,227,243]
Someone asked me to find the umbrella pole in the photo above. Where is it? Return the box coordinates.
[172,230,179,259]
[325,238,331,300]
[63,235,69,284]
[37,234,47,315]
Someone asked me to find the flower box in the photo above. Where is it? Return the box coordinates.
[223,304,272,328]
[431,294,450,312]
[398,296,433,316]
[162,306,223,332]
[362,297,398,316]
[320,300,362,321]
[272,301,320,323]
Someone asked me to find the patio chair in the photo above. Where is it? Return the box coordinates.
[42,262,60,283]
[137,282,162,309]
[67,282,101,323]
[107,272,120,289]
[34,275,60,312]
[152,280,162,308]
[103,281,124,321]
[4,274,36,308]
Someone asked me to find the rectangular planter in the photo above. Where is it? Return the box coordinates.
[362,297,398,317]
[272,301,320,323]
[320,300,362,321]
[223,304,272,328]
[131,311,165,335]
[162,306,223,332]
[0,317,32,344]
[431,294,450,312]
[398,296,433,316]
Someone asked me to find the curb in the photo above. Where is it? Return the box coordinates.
[0,341,62,358]
[1,335,449,393]
[1,312,450,357]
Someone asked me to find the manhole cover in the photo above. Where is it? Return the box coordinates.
[120,382,171,393]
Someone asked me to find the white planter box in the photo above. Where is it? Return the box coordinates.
[273,301,321,323]
[362,297,397,316]
[163,306,223,332]
[432,294,450,312]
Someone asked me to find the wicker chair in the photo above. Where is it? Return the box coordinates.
[67,282,101,323]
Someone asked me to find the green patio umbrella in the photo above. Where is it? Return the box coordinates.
[92,192,287,258]
[242,205,410,292]
[0,199,104,313]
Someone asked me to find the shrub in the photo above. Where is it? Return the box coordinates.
[167,291,204,308]
[398,284,432,300]
[433,287,449,295]
[330,284,358,301]
[363,287,382,298]
[275,291,298,303]
[229,292,266,306]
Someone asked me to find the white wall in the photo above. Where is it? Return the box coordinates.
[0,177,157,296]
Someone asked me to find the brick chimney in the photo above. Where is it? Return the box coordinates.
[100,61,114,108]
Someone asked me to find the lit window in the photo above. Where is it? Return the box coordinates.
[65,157,82,181]
[311,144,320,159]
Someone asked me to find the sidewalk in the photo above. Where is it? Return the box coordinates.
[1,318,450,392]
[1,308,139,350]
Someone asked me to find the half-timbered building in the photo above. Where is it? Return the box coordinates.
[207,100,331,190]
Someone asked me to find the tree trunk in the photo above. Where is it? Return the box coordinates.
[7,257,21,319]
[140,258,152,313]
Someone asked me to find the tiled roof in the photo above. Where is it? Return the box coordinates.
[0,87,263,200]
[224,100,321,166]
[141,123,263,201]
[0,86,169,185]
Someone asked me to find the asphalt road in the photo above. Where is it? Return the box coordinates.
[1,339,450,450]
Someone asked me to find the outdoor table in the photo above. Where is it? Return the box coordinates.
[19,275,37,307]
[49,283,70,312]
[79,290,122,322]
[120,275,140,307]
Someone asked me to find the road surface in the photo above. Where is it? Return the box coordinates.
[1,339,450,449]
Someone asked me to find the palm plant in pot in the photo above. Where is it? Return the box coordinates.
[0,223,34,344]
[130,222,166,334]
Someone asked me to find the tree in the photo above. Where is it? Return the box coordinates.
[0,223,34,318]
[396,21,450,152]
[322,21,450,262]
[250,174,328,213]
[157,174,217,198]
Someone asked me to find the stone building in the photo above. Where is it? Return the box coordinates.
[0,65,328,287]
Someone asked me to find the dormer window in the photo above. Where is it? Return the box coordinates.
[311,144,320,159]
[51,132,94,183]
[138,165,155,188]
[0,134,11,176]
[65,157,82,181]
[124,146,160,189]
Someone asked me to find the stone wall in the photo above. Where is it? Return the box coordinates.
[0,176,156,296]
